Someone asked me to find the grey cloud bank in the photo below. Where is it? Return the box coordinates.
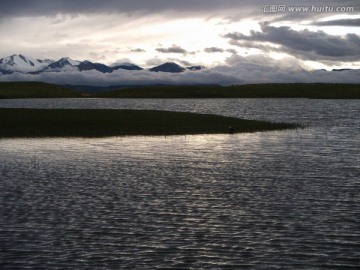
[204,47,225,53]
[0,69,242,86]
[226,23,360,61]
[156,46,188,54]
[0,0,259,18]
[1,0,357,19]
[313,18,360,27]
[0,64,359,86]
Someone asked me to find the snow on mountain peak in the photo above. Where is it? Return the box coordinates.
[0,54,51,72]
[0,54,204,75]
[58,57,81,66]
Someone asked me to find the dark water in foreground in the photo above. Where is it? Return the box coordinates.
[0,99,359,269]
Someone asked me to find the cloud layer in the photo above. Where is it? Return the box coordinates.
[313,18,360,27]
[204,47,225,53]
[0,61,359,86]
[0,1,357,22]
[0,0,359,84]
[226,23,360,62]
[156,46,188,54]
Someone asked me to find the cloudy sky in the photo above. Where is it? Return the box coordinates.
[0,0,359,85]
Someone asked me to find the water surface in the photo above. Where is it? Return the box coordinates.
[1,99,359,269]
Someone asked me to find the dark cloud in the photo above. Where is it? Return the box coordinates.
[225,23,360,61]
[226,49,237,54]
[131,48,146,53]
[261,1,360,24]
[2,0,357,20]
[204,47,224,53]
[0,0,250,17]
[313,18,360,27]
[156,46,188,54]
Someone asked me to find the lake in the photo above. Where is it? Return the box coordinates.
[1,98,359,269]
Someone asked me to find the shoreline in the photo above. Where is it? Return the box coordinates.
[0,82,359,99]
[0,108,300,138]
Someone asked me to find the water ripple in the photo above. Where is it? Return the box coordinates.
[1,99,360,269]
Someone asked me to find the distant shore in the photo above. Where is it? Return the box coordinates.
[0,82,359,99]
[0,108,300,138]
[94,83,360,99]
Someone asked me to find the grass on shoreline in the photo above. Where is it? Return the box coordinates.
[0,108,300,138]
[0,82,359,99]
[0,82,80,98]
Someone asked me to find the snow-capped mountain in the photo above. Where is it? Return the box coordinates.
[0,54,204,75]
[41,57,143,73]
[47,57,80,69]
[77,61,113,73]
[149,62,186,73]
[112,62,143,71]
[38,59,54,65]
[0,54,54,73]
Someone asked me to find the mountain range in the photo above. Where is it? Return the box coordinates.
[0,54,205,75]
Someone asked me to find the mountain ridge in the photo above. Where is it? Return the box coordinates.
[0,54,204,74]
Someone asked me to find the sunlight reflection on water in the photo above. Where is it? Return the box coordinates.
[0,99,359,269]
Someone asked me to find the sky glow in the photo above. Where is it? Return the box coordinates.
[0,0,359,85]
